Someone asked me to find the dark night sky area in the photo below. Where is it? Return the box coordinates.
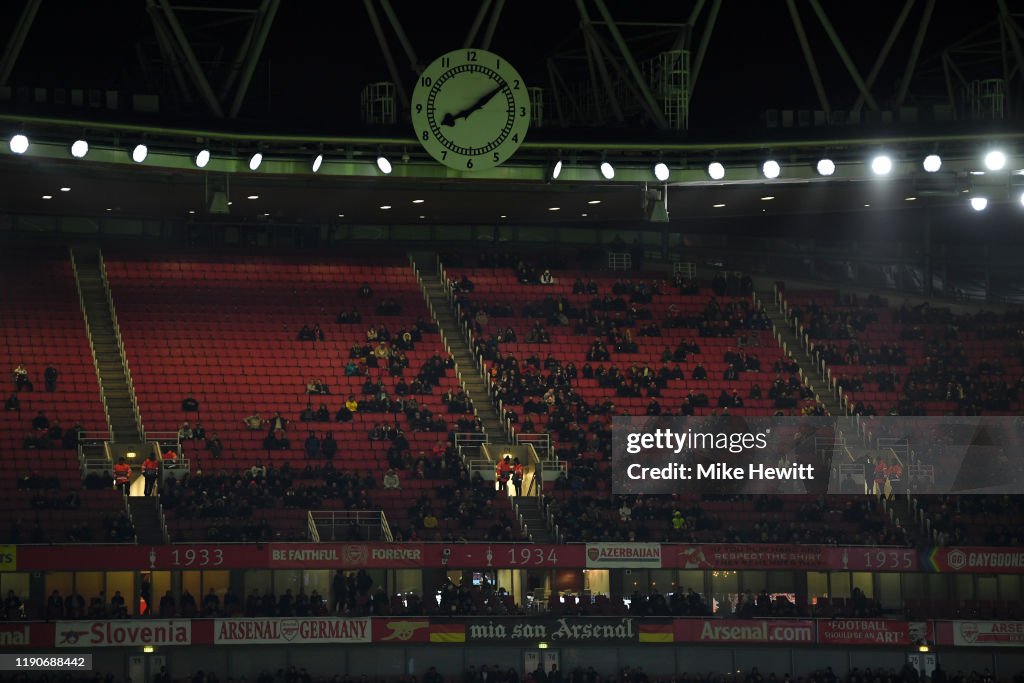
[0,1,1005,133]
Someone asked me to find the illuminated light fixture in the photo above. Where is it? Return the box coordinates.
[984,150,1006,171]
[870,155,892,175]
[247,195,259,200]
[126,451,137,459]
[188,210,196,214]
[412,199,425,204]
[143,646,155,654]
[922,154,942,173]
[60,187,71,192]
[248,152,263,170]
[970,196,988,211]
[548,207,560,211]
[549,159,563,181]
[195,149,211,168]
[863,203,871,207]
[418,215,425,219]
[917,645,929,653]
[581,213,588,217]
[653,162,670,181]
[311,153,323,173]
[713,203,726,208]
[1019,191,1024,207]
[816,158,835,176]
[599,160,615,180]
[337,213,345,218]
[41,194,52,200]
[70,139,89,158]
[538,643,549,650]
[969,171,985,176]
[762,159,781,179]
[905,196,917,201]
[380,205,392,210]
[587,200,601,205]
[376,154,392,174]
[9,134,29,154]
[707,162,725,180]
[499,214,507,218]
[131,144,148,163]
[761,196,775,201]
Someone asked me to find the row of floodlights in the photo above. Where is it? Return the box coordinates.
[7,134,396,175]
[5,134,1015,182]
[549,151,1012,181]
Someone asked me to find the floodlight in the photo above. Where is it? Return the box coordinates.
[9,134,28,154]
[870,155,892,175]
[984,150,1006,171]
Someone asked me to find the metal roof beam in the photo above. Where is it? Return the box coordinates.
[0,0,42,86]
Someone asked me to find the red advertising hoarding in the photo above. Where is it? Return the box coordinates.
[928,547,1024,574]
[937,621,1024,647]
[0,623,54,649]
[817,620,931,646]
[673,619,815,644]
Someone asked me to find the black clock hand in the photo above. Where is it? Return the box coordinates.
[441,85,503,127]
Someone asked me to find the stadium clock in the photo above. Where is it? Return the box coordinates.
[411,48,531,172]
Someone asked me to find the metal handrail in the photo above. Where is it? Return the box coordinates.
[308,510,393,542]
[70,249,114,438]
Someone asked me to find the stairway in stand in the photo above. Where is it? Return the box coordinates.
[757,287,844,416]
[71,246,142,442]
[127,496,168,544]
[410,252,506,438]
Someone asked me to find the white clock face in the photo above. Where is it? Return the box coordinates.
[411,48,531,172]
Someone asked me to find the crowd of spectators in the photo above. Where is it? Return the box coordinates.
[545,493,909,546]
[794,294,1024,416]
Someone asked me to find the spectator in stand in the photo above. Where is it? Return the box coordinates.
[142,452,160,496]
[304,431,321,459]
[358,283,373,299]
[178,421,193,440]
[44,365,58,392]
[31,410,49,432]
[4,393,18,412]
[321,432,338,460]
[13,364,32,391]
[206,432,223,459]
[113,457,131,495]
[383,468,401,489]
[243,413,262,430]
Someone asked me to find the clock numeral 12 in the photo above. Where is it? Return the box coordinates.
[466,50,477,62]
